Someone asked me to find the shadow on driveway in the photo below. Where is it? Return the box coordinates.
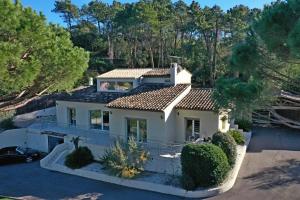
[244,159,300,190]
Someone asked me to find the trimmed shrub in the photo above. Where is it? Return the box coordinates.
[100,137,150,179]
[228,130,245,145]
[181,143,230,188]
[65,147,94,169]
[0,117,16,130]
[181,173,196,190]
[235,118,252,132]
[212,132,237,167]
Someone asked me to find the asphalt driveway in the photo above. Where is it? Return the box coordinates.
[210,127,300,200]
[0,127,299,200]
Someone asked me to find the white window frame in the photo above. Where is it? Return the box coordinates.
[126,118,147,143]
[68,107,76,127]
[89,110,110,131]
[99,80,133,92]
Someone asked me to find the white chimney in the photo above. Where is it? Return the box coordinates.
[88,77,94,86]
[170,63,178,85]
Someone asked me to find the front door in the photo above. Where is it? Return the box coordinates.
[185,119,200,141]
[48,136,64,152]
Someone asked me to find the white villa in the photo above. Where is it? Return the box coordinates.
[28,63,230,154]
[3,63,230,174]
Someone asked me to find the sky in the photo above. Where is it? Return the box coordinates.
[21,0,275,26]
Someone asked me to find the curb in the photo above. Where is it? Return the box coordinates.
[40,132,252,198]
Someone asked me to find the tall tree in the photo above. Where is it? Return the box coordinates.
[214,0,300,119]
[0,0,89,111]
[52,0,79,31]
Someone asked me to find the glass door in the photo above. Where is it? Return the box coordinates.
[185,119,200,141]
[126,118,147,142]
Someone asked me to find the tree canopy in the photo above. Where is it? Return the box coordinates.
[53,0,259,87]
[214,0,300,118]
[0,0,89,111]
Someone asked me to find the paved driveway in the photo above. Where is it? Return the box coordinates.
[0,127,299,200]
[210,127,300,200]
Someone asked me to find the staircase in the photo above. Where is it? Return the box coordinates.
[40,142,74,169]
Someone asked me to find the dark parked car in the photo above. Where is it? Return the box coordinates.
[0,146,41,165]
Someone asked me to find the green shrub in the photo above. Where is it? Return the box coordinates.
[212,132,237,167]
[65,147,94,169]
[100,137,150,179]
[228,130,245,145]
[235,118,252,132]
[181,143,230,188]
[0,118,16,130]
[181,173,196,190]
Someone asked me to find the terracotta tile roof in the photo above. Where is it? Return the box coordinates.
[176,88,215,111]
[143,68,170,77]
[97,68,152,79]
[107,84,190,111]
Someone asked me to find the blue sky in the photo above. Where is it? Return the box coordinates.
[21,0,274,25]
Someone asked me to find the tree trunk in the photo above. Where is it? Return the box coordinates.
[212,17,220,86]
[149,46,154,68]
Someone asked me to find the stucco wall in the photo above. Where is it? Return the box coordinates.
[176,69,192,84]
[142,77,171,84]
[109,109,166,143]
[26,132,49,152]
[0,129,49,152]
[0,128,27,148]
[218,112,230,133]
[56,101,108,130]
[175,110,219,143]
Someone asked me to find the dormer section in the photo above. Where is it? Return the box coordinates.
[170,63,192,85]
[96,69,152,92]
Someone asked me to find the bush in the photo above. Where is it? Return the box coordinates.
[181,173,196,190]
[100,137,150,179]
[235,118,252,132]
[0,118,16,130]
[65,147,94,169]
[228,130,245,145]
[212,132,237,167]
[181,143,230,188]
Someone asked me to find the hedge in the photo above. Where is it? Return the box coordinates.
[228,130,245,145]
[235,118,252,132]
[181,143,230,189]
[212,132,237,167]
[65,146,94,169]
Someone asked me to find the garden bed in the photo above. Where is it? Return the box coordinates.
[43,132,251,198]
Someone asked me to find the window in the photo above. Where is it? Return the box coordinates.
[100,81,115,91]
[90,110,102,129]
[185,119,200,141]
[126,118,147,142]
[99,81,133,92]
[116,82,133,91]
[89,110,109,130]
[68,108,76,126]
[103,111,110,130]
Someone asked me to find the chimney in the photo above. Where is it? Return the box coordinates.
[170,63,178,85]
[88,77,94,86]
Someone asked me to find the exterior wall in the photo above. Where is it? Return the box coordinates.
[175,110,219,143]
[26,132,49,152]
[0,128,27,148]
[218,111,230,133]
[164,86,191,143]
[56,101,108,130]
[142,77,171,84]
[176,69,192,84]
[109,109,166,144]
